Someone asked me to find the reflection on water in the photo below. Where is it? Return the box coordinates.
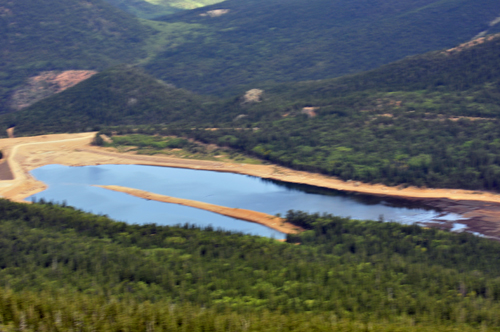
[260,178,436,210]
[28,164,464,238]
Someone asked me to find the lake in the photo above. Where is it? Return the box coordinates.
[28,164,464,238]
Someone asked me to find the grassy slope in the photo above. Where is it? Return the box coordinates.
[102,0,225,19]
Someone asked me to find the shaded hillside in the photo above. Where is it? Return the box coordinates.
[144,0,500,93]
[253,33,500,103]
[0,0,151,113]
[4,67,213,135]
[2,199,500,330]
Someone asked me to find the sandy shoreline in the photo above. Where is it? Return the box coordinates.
[1,132,500,237]
[97,185,302,234]
[3,132,500,203]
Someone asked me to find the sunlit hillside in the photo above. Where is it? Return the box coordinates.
[103,0,225,18]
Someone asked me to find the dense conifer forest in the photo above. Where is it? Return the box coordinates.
[169,35,500,190]
[0,199,500,330]
[147,0,500,93]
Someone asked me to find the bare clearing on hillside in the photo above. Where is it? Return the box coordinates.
[10,70,97,110]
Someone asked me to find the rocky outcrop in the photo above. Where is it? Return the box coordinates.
[301,107,319,118]
[241,89,264,104]
[200,9,229,17]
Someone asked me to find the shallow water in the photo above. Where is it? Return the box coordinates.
[28,164,464,238]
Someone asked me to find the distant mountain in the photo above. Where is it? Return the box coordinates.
[0,0,151,113]
[102,0,225,19]
[4,67,213,135]
[144,0,500,94]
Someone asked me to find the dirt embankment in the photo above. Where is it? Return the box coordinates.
[2,132,500,238]
[97,185,302,234]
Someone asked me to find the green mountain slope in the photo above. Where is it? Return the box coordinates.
[3,66,213,135]
[3,0,500,113]
[1,199,500,330]
[143,0,500,93]
[7,34,500,192]
[0,0,151,113]
[169,34,500,191]
[7,19,500,191]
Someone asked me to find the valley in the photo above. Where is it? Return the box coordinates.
[3,0,500,330]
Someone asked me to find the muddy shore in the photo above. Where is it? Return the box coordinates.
[412,198,500,240]
[0,132,499,239]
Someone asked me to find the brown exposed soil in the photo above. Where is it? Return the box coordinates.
[6,127,14,138]
[10,70,97,110]
[0,161,14,181]
[2,132,500,238]
[403,198,500,240]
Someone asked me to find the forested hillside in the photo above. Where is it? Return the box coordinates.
[1,198,500,330]
[79,33,500,191]
[146,0,500,93]
[3,0,500,113]
[2,66,213,135]
[0,0,151,113]
[5,4,500,191]
[158,34,500,191]
[7,33,500,191]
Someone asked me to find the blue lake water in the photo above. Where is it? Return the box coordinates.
[28,164,464,239]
